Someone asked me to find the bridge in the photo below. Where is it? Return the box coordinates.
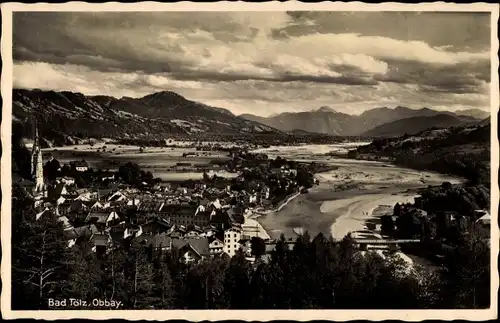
[351,239,421,251]
[352,239,421,244]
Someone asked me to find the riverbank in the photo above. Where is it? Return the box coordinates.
[253,144,464,241]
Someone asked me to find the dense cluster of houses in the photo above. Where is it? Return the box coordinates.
[32,169,278,263]
[17,126,311,264]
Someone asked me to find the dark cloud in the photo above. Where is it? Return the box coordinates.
[169,70,378,86]
[281,11,491,51]
[374,59,489,95]
[12,11,492,116]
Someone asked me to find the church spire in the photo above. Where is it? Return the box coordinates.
[31,118,45,195]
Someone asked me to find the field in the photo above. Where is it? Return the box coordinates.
[42,143,235,181]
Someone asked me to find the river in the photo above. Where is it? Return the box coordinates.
[250,143,464,240]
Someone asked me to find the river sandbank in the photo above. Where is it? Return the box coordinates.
[253,144,464,241]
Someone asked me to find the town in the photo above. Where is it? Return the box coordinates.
[13,124,321,264]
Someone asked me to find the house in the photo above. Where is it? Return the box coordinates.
[185,225,203,238]
[136,233,173,251]
[141,218,172,235]
[242,222,265,240]
[35,208,52,221]
[195,183,207,190]
[108,190,128,203]
[73,160,89,172]
[50,183,70,199]
[223,226,243,257]
[475,211,491,227]
[200,225,217,238]
[260,186,270,200]
[90,201,104,210]
[210,209,232,231]
[227,205,246,225]
[195,204,206,215]
[167,204,199,227]
[73,194,92,203]
[68,200,89,214]
[56,196,66,206]
[249,194,258,204]
[85,211,120,227]
[210,199,222,210]
[127,198,142,208]
[178,238,210,263]
[124,224,143,239]
[89,232,112,254]
[169,225,187,239]
[63,224,99,248]
[57,176,76,186]
[209,237,225,255]
[193,210,211,227]
[57,215,74,231]
[101,174,115,182]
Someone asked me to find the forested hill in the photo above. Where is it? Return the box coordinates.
[352,123,491,184]
[12,88,282,146]
[361,114,478,138]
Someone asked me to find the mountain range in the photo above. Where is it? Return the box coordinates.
[12,89,281,146]
[12,88,490,146]
[241,106,489,137]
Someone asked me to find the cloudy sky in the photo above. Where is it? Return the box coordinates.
[13,11,491,116]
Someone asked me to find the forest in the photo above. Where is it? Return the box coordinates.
[354,124,491,184]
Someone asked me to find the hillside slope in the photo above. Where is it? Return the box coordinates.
[361,114,478,137]
[12,89,281,146]
[353,122,491,184]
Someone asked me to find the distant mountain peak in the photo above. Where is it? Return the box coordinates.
[12,88,283,143]
[317,106,337,113]
[141,90,185,100]
[240,104,482,137]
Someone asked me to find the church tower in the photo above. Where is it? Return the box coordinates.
[31,120,47,200]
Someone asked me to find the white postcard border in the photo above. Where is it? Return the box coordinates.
[1,2,498,321]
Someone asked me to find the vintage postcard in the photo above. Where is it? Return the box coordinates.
[1,1,498,321]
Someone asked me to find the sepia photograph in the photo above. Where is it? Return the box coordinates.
[1,2,498,321]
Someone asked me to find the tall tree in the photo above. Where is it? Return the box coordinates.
[12,193,72,309]
[125,245,156,309]
[438,225,490,308]
[224,250,251,309]
[102,245,128,304]
[249,262,286,308]
[65,246,104,306]
[153,254,175,309]
[250,236,266,259]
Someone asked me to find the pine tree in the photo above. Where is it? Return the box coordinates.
[102,245,127,303]
[438,224,490,308]
[126,245,156,309]
[65,246,104,306]
[11,191,72,309]
[249,262,285,308]
[224,250,251,309]
[153,254,175,309]
[289,232,315,308]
